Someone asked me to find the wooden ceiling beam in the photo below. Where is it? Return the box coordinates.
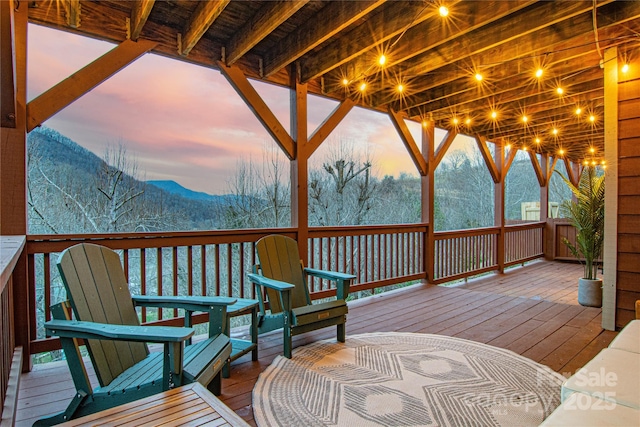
[129,0,155,41]
[423,76,604,126]
[63,0,80,28]
[388,108,428,176]
[181,0,229,56]
[263,0,385,78]
[226,0,308,66]
[0,0,16,128]
[299,1,438,82]
[392,1,604,79]
[327,0,535,91]
[405,53,603,115]
[217,63,295,160]
[373,6,639,107]
[26,38,157,132]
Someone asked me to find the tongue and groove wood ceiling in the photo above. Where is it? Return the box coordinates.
[27,1,640,162]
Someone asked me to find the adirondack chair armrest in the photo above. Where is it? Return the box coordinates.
[247,273,295,292]
[45,319,194,343]
[131,295,237,311]
[304,267,355,300]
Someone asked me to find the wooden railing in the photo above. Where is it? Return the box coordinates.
[433,227,499,283]
[504,222,545,265]
[1,236,25,425]
[25,222,547,356]
[432,222,545,284]
[26,225,427,354]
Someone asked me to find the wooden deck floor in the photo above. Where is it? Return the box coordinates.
[17,260,617,426]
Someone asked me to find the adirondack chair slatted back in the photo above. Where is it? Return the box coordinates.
[255,235,310,313]
[57,243,149,387]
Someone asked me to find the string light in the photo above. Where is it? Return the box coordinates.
[535,137,541,144]
[590,147,596,154]
[452,117,459,125]
[552,128,559,135]
[490,110,498,119]
[439,5,449,17]
[505,143,512,150]
[475,73,483,82]
[359,82,367,92]
[378,54,387,66]
[397,84,404,93]
[622,63,629,73]
[575,107,582,115]
[556,87,564,95]
[589,115,595,123]
[465,118,472,125]
[522,115,528,123]
[583,160,589,166]
[558,149,565,156]
[535,68,544,78]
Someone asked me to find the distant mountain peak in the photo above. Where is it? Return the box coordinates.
[147,180,218,201]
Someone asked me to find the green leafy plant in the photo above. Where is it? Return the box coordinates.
[558,166,605,280]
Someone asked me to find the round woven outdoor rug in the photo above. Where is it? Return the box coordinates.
[253,332,565,427]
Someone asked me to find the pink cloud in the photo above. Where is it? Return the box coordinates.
[28,24,420,194]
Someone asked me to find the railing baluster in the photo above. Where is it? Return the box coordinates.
[157,247,163,320]
[187,246,193,296]
[172,246,178,317]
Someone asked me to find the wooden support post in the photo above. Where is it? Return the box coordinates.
[0,0,31,372]
[539,153,549,221]
[422,122,435,284]
[602,47,619,331]
[290,77,308,262]
[495,141,506,274]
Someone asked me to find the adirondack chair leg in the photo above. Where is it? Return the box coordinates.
[33,390,89,426]
[207,371,222,395]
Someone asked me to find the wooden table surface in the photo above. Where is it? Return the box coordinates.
[59,382,250,426]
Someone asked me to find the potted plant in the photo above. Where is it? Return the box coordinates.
[558,165,605,307]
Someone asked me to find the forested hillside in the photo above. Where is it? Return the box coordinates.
[26,127,571,235]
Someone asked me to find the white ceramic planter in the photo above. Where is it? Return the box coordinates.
[578,278,603,307]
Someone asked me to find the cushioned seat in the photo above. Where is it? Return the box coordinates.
[608,319,640,354]
[561,348,640,410]
[541,392,640,426]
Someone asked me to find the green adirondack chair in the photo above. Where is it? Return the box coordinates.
[247,234,356,358]
[35,243,234,426]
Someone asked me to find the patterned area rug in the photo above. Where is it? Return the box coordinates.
[253,332,565,426]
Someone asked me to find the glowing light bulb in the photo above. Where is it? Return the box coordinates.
[505,144,512,150]
[452,117,459,125]
[378,55,386,66]
[535,137,541,144]
[422,120,428,128]
[465,118,472,125]
[359,82,367,92]
[591,160,597,166]
[342,78,349,86]
[556,87,564,95]
[584,160,590,166]
[558,149,565,156]
[475,73,483,82]
[491,110,497,119]
[535,68,543,78]
[397,84,404,93]
[552,128,558,135]
[590,147,595,154]
[622,63,629,73]
[601,160,606,165]
[575,107,582,115]
[522,115,528,123]
[439,5,449,17]
[523,146,528,151]
[589,115,595,122]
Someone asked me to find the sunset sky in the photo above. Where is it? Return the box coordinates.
[27,23,457,194]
